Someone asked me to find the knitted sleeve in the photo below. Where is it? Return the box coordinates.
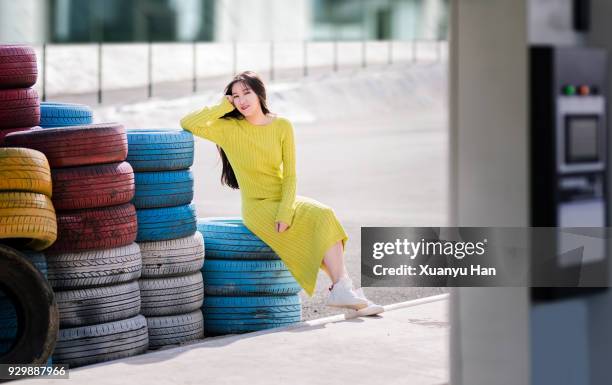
[180,96,235,145]
[275,121,297,226]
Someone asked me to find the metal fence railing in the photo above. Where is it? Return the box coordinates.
[32,39,448,105]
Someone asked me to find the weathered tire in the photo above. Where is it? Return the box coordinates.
[52,162,135,210]
[136,204,197,242]
[4,123,127,168]
[46,243,142,289]
[47,203,137,254]
[0,192,57,251]
[55,281,141,327]
[0,148,51,196]
[0,45,37,89]
[0,88,40,129]
[202,295,301,336]
[146,311,203,349]
[0,245,58,365]
[40,102,93,128]
[53,315,148,368]
[197,217,280,260]
[127,129,194,171]
[203,260,301,296]
[140,232,204,278]
[139,273,203,317]
[0,127,33,146]
[133,170,194,209]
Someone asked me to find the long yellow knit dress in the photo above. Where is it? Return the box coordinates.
[180,96,349,297]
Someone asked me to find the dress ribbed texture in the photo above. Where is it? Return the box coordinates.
[180,96,348,296]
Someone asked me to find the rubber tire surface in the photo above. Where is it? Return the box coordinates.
[53,314,148,368]
[52,161,135,210]
[136,204,197,242]
[139,273,203,317]
[202,295,301,336]
[0,148,51,196]
[0,88,40,129]
[0,192,57,251]
[55,281,141,327]
[197,217,279,260]
[146,310,204,349]
[4,123,127,168]
[0,127,34,146]
[203,259,301,296]
[133,170,194,209]
[46,243,142,289]
[47,203,137,254]
[39,102,93,128]
[0,250,48,348]
[0,245,58,365]
[140,232,204,278]
[0,45,37,89]
[127,129,194,171]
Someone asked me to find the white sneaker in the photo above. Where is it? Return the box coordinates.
[326,277,369,310]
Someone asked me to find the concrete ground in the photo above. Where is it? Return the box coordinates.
[20,295,449,385]
[91,63,450,320]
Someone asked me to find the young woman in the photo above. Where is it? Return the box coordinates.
[180,71,384,316]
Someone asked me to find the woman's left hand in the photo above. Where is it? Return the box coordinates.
[276,221,289,233]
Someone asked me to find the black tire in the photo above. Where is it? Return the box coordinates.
[139,273,203,317]
[0,245,58,365]
[53,315,148,368]
[127,129,194,171]
[146,311,204,349]
[46,243,142,289]
[133,170,194,209]
[140,232,204,278]
[55,281,141,328]
[203,259,301,296]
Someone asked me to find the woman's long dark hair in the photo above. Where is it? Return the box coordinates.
[218,71,270,189]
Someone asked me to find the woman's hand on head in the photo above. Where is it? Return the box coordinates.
[275,221,289,233]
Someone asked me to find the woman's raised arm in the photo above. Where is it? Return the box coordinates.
[180,96,235,146]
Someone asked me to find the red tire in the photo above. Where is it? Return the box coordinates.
[0,127,35,146]
[4,123,127,168]
[52,162,135,210]
[0,45,37,89]
[0,88,40,129]
[47,203,137,254]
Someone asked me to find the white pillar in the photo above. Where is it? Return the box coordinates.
[0,0,48,43]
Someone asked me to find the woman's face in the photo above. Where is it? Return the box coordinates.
[230,82,261,117]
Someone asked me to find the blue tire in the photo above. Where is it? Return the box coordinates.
[40,102,93,128]
[136,204,197,242]
[197,217,280,260]
[127,129,194,171]
[133,170,194,209]
[202,295,301,335]
[202,260,301,296]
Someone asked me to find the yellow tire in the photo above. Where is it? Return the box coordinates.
[0,148,52,197]
[0,192,57,251]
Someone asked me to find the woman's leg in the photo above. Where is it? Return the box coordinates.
[322,240,350,285]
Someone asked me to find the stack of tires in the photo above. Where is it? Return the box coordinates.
[197,218,302,336]
[4,123,149,368]
[39,102,93,129]
[0,45,40,146]
[0,147,57,363]
[127,129,204,349]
